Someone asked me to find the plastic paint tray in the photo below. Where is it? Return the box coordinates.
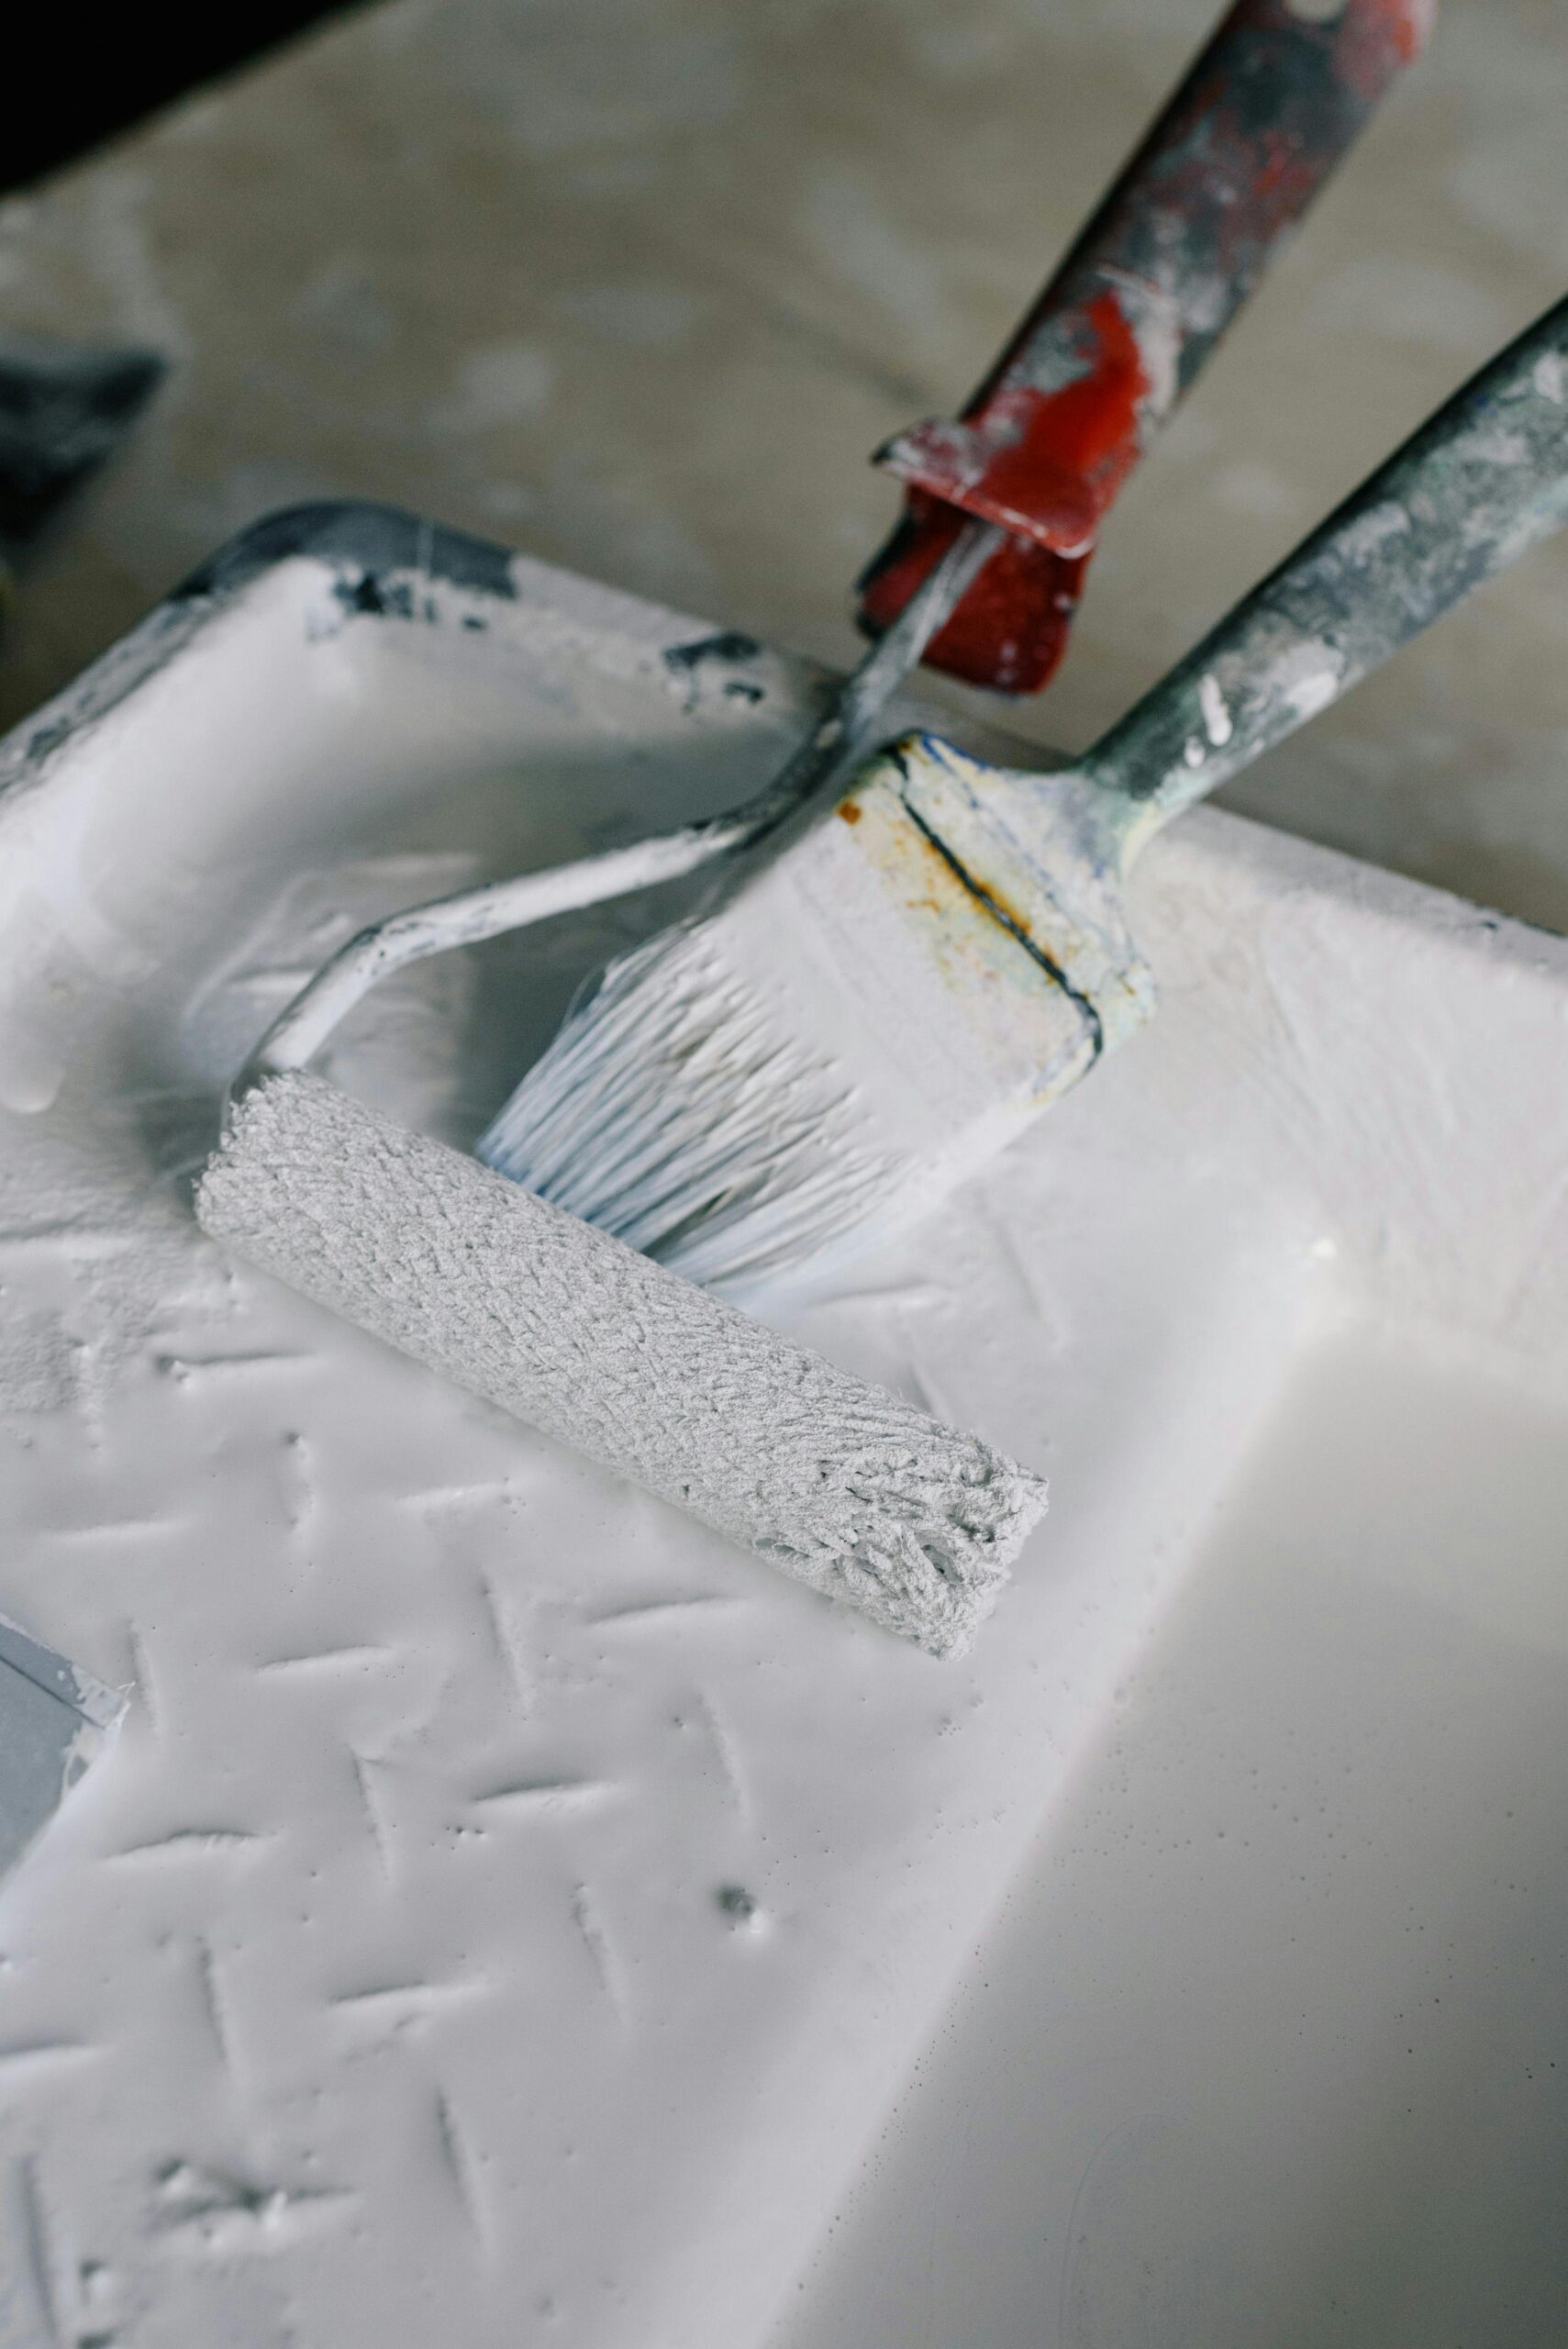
[0,505,1564,2348]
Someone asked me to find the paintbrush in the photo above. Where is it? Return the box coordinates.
[199,295,1568,1664]
[476,294,1568,1297]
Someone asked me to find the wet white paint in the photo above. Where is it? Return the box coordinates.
[775,1329,1568,2349]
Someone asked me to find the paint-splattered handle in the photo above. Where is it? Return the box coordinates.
[858,0,1431,693]
[1088,294,1568,844]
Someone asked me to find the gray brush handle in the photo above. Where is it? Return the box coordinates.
[1084,294,1568,841]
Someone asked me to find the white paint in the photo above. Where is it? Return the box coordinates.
[1116,262,1189,421]
[1276,643,1343,723]
[1534,348,1568,405]
[1330,497,1412,565]
[776,1327,1568,2348]
[1197,670,1231,745]
[0,549,1564,2344]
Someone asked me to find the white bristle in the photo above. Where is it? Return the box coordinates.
[479,923,902,1293]
[196,1073,1047,1658]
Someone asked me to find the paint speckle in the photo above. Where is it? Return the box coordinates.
[716,1885,764,1932]
[1533,351,1567,406]
[1198,674,1233,748]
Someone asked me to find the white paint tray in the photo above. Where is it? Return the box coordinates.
[0,503,1564,2347]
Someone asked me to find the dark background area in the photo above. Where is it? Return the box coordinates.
[4,6,351,195]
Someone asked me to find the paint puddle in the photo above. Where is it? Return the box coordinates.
[772,1329,1568,2349]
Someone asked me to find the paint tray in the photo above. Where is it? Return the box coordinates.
[0,502,1565,2347]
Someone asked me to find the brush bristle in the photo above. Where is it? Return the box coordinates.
[478,923,899,1294]
[197,1072,1047,1657]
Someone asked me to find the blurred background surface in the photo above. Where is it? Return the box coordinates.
[4,0,1568,927]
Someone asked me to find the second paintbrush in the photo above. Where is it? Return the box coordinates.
[479,295,1568,1296]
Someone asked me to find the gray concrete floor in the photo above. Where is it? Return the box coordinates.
[4,0,1568,926]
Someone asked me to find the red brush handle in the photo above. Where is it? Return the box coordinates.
[856,0,1433,694]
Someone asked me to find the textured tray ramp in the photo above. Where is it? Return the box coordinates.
[196,1074,1046,1656]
